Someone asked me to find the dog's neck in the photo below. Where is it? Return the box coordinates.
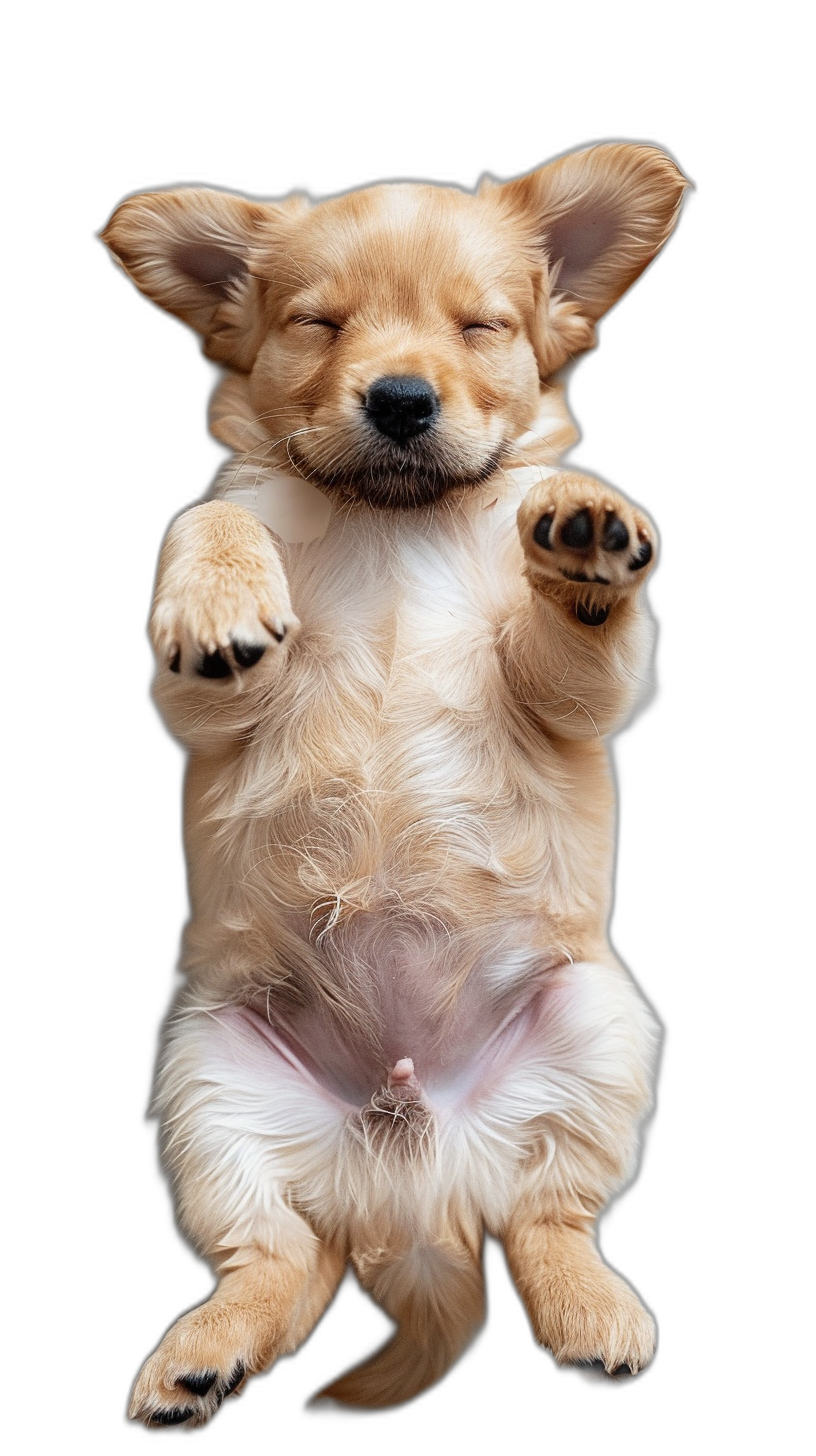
[208,374,578,544]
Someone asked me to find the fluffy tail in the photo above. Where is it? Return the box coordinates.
[316,1238,485,1408]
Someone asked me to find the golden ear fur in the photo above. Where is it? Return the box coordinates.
[102,148,686,379]
[491,143,689,372]
[101,188,275,369]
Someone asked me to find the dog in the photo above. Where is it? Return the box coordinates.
[102,142,687,1426]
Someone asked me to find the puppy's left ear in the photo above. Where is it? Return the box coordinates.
[495,143,688,369]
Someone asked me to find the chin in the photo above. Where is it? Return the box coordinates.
[289,441,507,510]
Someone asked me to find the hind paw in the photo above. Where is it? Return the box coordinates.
[130,1361,246,1429]
[507,1217,656,1378]
[540,1267,656,1375]
[128,1307,251,1428]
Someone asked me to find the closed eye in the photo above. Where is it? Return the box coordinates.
[462,319,510,336]
[292,317,342,332]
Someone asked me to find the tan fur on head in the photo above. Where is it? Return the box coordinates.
[103,144,685,1424]
[103,145,686,505]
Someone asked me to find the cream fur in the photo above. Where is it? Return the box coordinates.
[102,142,687,1424]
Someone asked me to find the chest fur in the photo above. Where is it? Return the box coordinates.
[190,509,611,949]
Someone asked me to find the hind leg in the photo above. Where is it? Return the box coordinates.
[505,1215,655,1373]
[129,1000,347,1427]
[129,1239,344,1426]
[497,959,658,1374]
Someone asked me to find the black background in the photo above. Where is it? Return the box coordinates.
[87,105,708,1444]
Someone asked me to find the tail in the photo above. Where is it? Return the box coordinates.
[316,1238,485,1408]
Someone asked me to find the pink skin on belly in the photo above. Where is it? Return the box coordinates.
[218,973,571,1121]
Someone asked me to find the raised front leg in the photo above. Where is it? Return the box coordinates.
[150,501,299,747]
[502,472,657,738]
[518,471,655,616]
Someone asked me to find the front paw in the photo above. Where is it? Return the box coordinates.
[151,503,299,682]
[518,473,656,625]
[154,594,297,682]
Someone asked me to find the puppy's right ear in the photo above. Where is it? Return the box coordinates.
[101,188,275,370]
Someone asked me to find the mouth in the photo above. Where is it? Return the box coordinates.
[287,436,508,510]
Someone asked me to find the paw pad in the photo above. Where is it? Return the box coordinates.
[137,1360,247,1429]
[544,505,633,560]
[232,641,268,669]
[629,539,653,571]
[222,1362,246,1396]
[526,491,654,588]
[560,508,595,550]
[178,1370,218,1396]
[601,512,630,552]
[571,1356,635,1380]
[575,602,611,627]
[199,649,233,679]
[196,638,273,677]
[147,1407,198,1426]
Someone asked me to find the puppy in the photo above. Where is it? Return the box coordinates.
[103,142,686,1425]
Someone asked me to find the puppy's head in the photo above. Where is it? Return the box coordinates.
[103,145,687,509]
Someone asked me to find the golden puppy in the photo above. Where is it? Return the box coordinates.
[103,142,686,1425]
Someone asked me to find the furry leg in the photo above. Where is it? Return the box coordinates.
[129,1240,344,1427]
[504,1215,655,1373]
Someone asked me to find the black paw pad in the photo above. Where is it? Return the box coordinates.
[148,1407,197,1426]
[198,650,232,679]
[561,570,591,583]
[222,1356,244,1391]
[232,640,267,670]
[533,513,554,549]
[628,540,653,572]
[601,512,629,552]
[576,601,611,627]
[178,1370,217,1397]
[574,1351,606,1374]
[222,1362,246,1397]
[561,509,594,550]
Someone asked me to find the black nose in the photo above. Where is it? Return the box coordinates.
[365,375,439,442]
